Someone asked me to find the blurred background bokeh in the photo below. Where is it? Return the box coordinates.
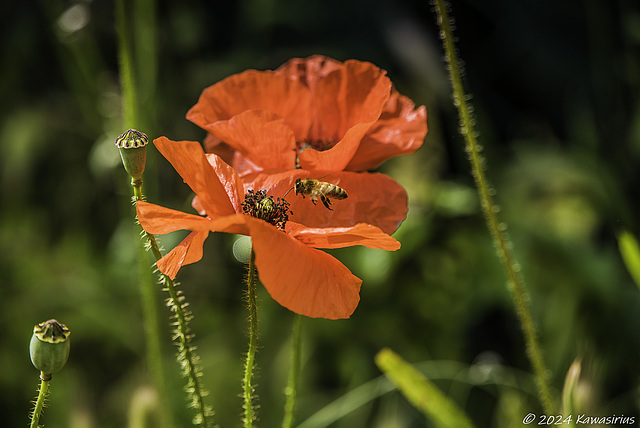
[1,0,639,427]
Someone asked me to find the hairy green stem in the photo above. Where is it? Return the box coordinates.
[29,373,50,428]
[133,182,214,427]
[282,315,303,428]
[117,0,174,424]
[243,249,259,427]
[433,0,555,414]
[131,180,176,428]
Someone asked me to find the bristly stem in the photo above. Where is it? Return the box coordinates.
[132,182,215,427]
[282,315,303,428]
[132,180,177,428]
[117,0,174,425]
[243,249,259,427]
[433,0,555,414]
[29,373,50,428]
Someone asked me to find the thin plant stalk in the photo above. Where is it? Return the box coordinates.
[115,0,139,129]
[29,373,50,428]
[117,1,212,425]
[116,1,175,426]
[133,0,158,126]
[433,0,555,414]
[132,182,214,428]
[282,314,303,428]
[243,249,259,427]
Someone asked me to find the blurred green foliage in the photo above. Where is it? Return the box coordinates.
[1,0,639,427]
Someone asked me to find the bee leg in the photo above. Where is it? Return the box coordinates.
[321,195,333,210]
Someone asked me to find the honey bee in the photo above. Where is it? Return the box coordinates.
[284,178,348,210]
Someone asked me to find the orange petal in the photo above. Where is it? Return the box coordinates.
[298,121,375,171]
[202,133,262,178]
[186,70,313,141]
[247,217,362,319]
[157,230,209,280]
[208,213,252,236]
[136,201,212,235]
[153,137,239,217]
[155,214,252,280]
[311,59,391,139]
[138,202,252,278]
[137,201,250,236]
[347,91,428,170]
[155,213,264,279]
[203,153,246,212]
[243,170,408,235]
[298,60,392,170]
[276,55,343,91]
[206,110,297,170]
[287,222,400,251]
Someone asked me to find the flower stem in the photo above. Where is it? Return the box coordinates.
[433,0,555,414]
[29,373,51,428]
[133,182,175,428]
[132,181,214,427]
[282,314,303,428]
[115,0,139,129]
[243,249,259,428]
[117,0,175,424]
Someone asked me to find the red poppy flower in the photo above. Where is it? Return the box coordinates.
[136,137,401,319]
[187,55,427,174]
[185,55,426,235]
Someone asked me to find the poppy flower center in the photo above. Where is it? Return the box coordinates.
[297,138,337,152]
[241,189,291,230]
[294,138,337,168]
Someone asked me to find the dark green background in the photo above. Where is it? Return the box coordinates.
[1,0,639,426]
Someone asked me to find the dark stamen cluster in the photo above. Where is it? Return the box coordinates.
[242,189,292,230]
[297,138,336,152]
[294,138,337,168]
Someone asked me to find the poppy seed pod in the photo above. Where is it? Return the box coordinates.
[115,129,148,182]
[29,319,70,376]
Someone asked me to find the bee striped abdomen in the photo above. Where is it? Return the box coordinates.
[294,178,348,210]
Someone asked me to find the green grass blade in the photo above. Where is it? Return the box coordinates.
[617,230,640,289]
[375,348,475,428]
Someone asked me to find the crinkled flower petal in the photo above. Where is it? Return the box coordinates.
[157,230,209,280]
[206,110,296,170]
[137,201,250,235]
[275,55,343,91]
[287,222,401,251]
[186,70,313,141]
[298,60,392,170]
[202,134,262,177]
[137,201,250,278]
[154,137,241,216]
[244,169,408,235]
[346,91,428,171]
[308,59,391,140]
[137,201,212,235]
[247,217,361,319]
[298,121,376,171]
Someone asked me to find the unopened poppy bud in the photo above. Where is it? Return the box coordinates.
[115,129,148,182]
[30,319,70,377]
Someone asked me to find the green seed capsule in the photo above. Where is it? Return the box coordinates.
[29,319,70,376]
[114,129,148,182]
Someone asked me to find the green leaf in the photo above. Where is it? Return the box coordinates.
[375,348,475,428]
[561,357,582,417]
[617,230,640,289]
